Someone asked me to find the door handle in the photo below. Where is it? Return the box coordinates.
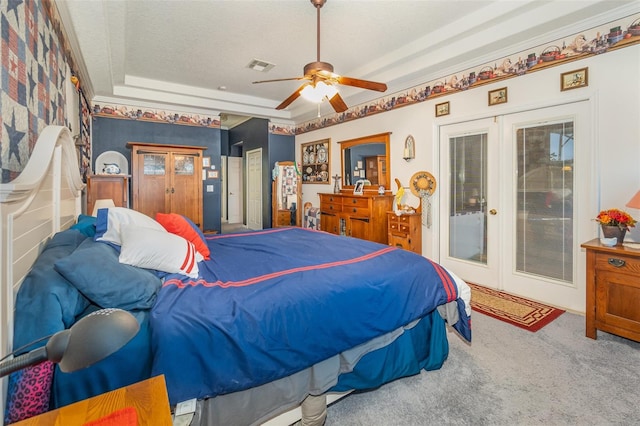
[489,209,497,215]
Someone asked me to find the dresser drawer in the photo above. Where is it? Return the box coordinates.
[342,197,370,208]
[320,194,341,204]
[343,206,371,218]
[320,202,342,214]
[595,252,640,276]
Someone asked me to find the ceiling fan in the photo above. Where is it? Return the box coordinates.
[252,0,387,113]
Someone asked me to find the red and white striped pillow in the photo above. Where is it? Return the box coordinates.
[119,225,202,279]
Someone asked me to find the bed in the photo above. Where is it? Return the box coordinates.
[1,126,471,425]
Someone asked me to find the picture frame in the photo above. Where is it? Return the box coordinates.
[488,87,508,106]
[208,170,218,179]
[435,101,450,117]
[202,156,211,168]
[561,67,588,91]
[301,139,331,184]
[353,179,365,195]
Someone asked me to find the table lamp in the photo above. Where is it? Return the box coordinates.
[626,190,640,210]
[92,198,115,217]
[0,308,139,377]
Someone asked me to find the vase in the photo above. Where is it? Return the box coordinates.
[601,225,626,245]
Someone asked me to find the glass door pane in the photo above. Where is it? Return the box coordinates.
[516,121,574,282]
[449,133,487,264]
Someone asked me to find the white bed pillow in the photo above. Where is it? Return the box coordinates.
[119,225,202,279]
[95,207,166,246]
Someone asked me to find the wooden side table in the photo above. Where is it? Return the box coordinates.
[581,239,640,342]
[86,174,128,215]
[387,212,422,255]
[13,375,172,426]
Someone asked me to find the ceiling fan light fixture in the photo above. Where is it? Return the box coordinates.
[300,81,338,103]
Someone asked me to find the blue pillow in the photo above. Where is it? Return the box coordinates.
[70,214,96,237]
[13,229,90,352]
[54,238,162,311]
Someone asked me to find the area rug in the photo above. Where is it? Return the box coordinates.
[467,282,565,332]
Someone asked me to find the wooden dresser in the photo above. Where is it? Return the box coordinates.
[319,192,394,244]
[387,212,422,254]
[128,142,205,229]
[581,239,640,342]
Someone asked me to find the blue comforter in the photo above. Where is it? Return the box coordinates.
[151,228,471,404]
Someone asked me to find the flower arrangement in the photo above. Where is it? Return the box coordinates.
[595,208,637,230]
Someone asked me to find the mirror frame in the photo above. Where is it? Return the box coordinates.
[339,132,391,191]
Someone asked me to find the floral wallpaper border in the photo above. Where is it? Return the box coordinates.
[294,12,640,135]
[92,103,222,128]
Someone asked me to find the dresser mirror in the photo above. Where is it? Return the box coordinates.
[340,132,391,191]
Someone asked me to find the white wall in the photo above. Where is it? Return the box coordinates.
[296,45,640,259]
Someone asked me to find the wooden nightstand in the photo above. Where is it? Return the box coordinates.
[387,212,422,255]
[13,375,172,425]
[86,174,128,215]
[581,239,640,342]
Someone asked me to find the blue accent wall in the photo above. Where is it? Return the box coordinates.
[92,117,222,232]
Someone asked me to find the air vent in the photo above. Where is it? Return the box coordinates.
[247,59,275,72]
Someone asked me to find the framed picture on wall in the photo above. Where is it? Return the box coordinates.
[301,139,330,184]
[488,87,508,106]
[435,101,450,117]
[560,67,588,91]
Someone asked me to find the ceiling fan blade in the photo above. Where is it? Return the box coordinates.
[275,83,309,110]
[336,76,387,92]
[253,76,308,84]
[328,92,348,113]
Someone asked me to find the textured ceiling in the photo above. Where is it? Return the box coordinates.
[55,0,636,127]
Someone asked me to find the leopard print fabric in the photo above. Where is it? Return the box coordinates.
[4,361,54,424]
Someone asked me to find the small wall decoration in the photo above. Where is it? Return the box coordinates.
[435,101,450,117]
[488,87,508,106]
[561,67,588,91]
[202,157,211,168]
[403,135,415,161]
[301,139,331,183]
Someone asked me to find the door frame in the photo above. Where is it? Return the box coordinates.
[431,94,597,312]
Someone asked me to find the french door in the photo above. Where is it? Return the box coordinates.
[439,102,591,311]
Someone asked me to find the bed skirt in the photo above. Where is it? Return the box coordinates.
[191,309,448,425]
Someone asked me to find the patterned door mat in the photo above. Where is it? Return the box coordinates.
[467,282,565,332]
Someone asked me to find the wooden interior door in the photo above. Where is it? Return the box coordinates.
[133,149,170,219]
[170,152,202,227]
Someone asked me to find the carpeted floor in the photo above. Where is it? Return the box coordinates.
[467,283,565,332]
[325,311,640,425]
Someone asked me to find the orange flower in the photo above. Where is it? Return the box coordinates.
[595,208,637,230]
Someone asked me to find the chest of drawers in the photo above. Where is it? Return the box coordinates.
[319,193,394,244]
[387,212,422,254]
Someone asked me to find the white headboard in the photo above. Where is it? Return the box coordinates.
[0,125,84,413]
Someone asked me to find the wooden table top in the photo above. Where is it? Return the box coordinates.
[13,375,172,426]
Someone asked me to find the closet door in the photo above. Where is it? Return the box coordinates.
[133,149,171,218]
[171,152,202,227]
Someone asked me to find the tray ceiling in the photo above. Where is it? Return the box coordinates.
[55,0,635,127]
